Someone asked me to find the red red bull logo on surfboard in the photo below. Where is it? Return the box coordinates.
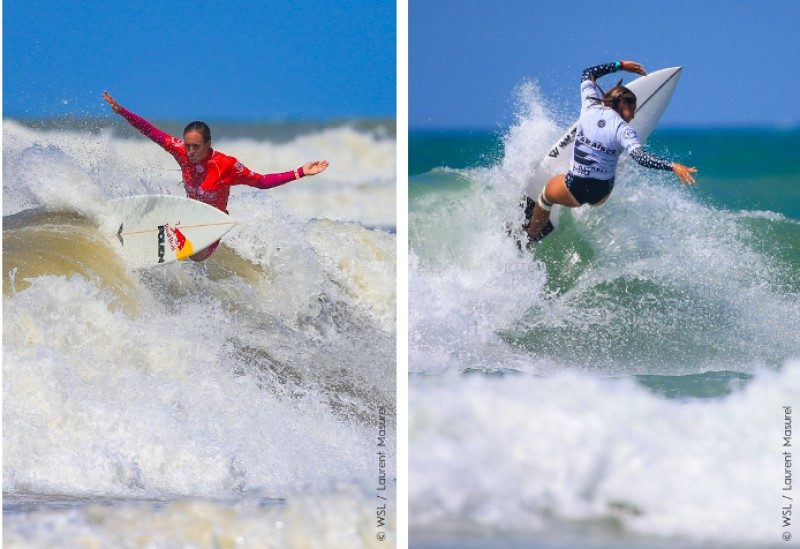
[161,223,195,260]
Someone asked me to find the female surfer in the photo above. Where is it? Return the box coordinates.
[524,61,697,245]
[102,92,329,261]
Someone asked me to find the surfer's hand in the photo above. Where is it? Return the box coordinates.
[673,163,697,185]
[102,92,122,114]
[302,160,329,176]
[620,61,647,76]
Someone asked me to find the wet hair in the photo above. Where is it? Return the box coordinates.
[590,79,637,115]
[183,121,211,143]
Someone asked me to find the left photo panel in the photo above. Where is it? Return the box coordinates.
[3,1,397,546]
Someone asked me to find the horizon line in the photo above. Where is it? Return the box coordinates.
[410,123,800,132]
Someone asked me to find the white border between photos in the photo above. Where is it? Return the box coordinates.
[396,0,408,546]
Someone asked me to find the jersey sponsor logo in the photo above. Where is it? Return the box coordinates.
[573,164,592,176]
[624,127,637,140]
[572,163,612,177]
[234,161,244,174]
[576,134,618,155]
[574,146,598,166]
[549,126,579,158]
[597,119,606,128]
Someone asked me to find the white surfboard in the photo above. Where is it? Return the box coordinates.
[524,66,683,228]
[104,195,237,268]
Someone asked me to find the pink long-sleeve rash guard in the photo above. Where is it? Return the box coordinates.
[118,107,304,212]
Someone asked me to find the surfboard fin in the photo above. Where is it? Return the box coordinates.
[117,224,124,246]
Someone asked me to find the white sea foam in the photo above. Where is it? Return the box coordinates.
[4,487,395,548]
[408,81,800,546]
[224,126,396,226]
[410,360,799,544]
[407,83,567,374]
[2,119,396,505]
[3,274,387,498]
[2,119,396,226]
[409,83,800,375]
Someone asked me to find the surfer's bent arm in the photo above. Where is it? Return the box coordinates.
[117,107,183,156]
[581,62,620,83]
[581,60,647,82]
[580,62,619,108]
[580,61,648,108]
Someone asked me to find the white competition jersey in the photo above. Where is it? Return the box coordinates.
[570,80,643,180]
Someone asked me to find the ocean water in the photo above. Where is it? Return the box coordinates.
[409,83,800,547]
[2,118,396,547]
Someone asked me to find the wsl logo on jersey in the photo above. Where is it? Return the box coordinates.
[597,119,606,128]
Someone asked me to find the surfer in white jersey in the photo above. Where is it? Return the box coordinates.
[524,60,697,245]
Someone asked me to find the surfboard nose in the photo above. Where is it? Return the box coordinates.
[654,66,682,77]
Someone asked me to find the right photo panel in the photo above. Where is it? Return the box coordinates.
[408,1,800,547]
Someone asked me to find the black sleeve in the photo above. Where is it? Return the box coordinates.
[581,62,619,83]
[630,147,674,171]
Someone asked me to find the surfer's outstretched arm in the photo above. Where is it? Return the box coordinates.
[630,147,696,184]
[231,160,330,190]
[102,92,182,155]
[618,126,697,185]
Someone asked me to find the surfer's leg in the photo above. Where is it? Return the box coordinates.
[190,239,220,262]
[525,174,579,241]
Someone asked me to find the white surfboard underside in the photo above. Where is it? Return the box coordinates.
[104,195,237,269]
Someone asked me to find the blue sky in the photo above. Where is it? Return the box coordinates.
[411,1,800,129]
[4,0,395,120]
